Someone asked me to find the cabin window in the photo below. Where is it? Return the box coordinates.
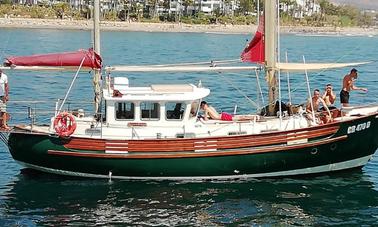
[141,102,160,120]
[115,102,134,120]
[166,102,186,120]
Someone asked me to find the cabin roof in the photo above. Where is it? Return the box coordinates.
[103,83,210,101]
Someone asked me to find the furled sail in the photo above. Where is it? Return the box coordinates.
[277,62,371,72]
[105,65,259,73]
[240,17,264,64]
[4,48,102,70]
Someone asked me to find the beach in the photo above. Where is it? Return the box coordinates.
[1,17,377,36]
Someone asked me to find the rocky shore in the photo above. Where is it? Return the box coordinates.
[1,18,377,36]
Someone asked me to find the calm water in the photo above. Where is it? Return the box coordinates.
[0,28,378,225]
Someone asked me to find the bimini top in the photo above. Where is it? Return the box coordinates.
[103,77,210,102]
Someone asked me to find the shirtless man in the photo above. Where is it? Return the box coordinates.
[322,83,336,108]
[200,101,259,121]
[340,68,368,107]
[200,101,229,121]
[306,89,332,123]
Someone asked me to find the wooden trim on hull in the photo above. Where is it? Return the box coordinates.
[64,125,340,152]
[49,135,348,159]
[17,154,372,180]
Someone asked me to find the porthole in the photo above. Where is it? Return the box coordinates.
[311,148,318,155]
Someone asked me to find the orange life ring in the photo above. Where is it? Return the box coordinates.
[53,112,77,137]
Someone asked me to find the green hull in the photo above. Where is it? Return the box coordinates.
[8,115,378,179]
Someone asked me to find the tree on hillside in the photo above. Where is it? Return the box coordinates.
[0,0,12,4]
[182,0,194,16]
[317,0,329,20]
[238,0,255,15]
[146,0,159,18]
[54,2,70,19]
[358,12,373,27]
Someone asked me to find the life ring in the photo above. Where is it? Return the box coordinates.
[53,112,77,137]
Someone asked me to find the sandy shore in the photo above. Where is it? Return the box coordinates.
[1,18,377,36]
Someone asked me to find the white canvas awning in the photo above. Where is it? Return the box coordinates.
[105,65,259,73]
[277,62,370,72]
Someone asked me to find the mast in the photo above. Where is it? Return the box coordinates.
[93,0,101,114]
[264,0,278,115]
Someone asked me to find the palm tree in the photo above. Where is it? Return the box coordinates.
[54,2,70,19]
[147,0,159,18]
[238,0,254,16]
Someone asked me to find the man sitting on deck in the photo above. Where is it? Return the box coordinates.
[200,101,259,121]
[322,83,337,110]
[306,89,332,124]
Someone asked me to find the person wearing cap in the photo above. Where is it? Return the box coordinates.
[0,69,9,130]
[340,68,368,107]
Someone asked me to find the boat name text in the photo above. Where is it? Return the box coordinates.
[347,121,371,134]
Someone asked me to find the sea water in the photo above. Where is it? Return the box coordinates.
[0,28,377,225]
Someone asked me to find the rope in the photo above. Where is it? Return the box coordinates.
[57,57,86,115]
[218,72,260,110]
[0,132,9,146]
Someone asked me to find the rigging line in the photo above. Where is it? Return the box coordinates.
[255,69,265,106]
[287,58,366,98]
[220,71,258,78]
[303,56,316,125]
[285,51,292,104]
[57,57,86,114]
[296,36,367,84]
[218,72,260,110]
[277,0,282,125]
[285,33,369,98]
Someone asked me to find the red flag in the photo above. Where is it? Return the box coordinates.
[241,17,264,64]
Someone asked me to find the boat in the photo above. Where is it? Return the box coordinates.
[1,0,378,180]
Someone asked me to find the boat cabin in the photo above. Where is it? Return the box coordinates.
[102,77,210,126]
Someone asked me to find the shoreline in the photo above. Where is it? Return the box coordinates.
[1,18,377,36]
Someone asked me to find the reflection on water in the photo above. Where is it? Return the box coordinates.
[0,168,378,226]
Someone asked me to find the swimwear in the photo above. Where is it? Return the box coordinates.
[340,90,350,104]
[221,112,233,121]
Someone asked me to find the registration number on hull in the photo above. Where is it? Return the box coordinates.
[347,121,371,134]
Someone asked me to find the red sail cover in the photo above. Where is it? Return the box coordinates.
[4,49,102,69]
[241,17,264,64]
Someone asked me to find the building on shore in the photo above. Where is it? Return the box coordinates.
[280,0,320,19]
[10,0,322,19]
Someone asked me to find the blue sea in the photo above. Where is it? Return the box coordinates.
[0,28,378,225]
